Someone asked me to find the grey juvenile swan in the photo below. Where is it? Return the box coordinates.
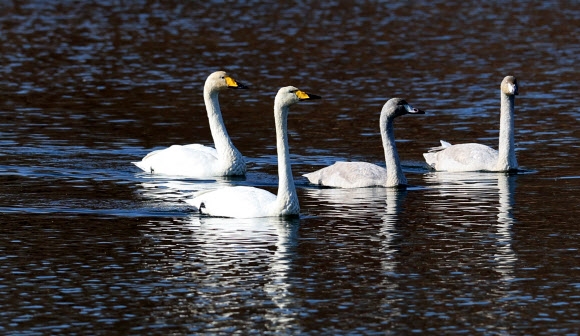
[303,98,425,188]
[423,75,519,172]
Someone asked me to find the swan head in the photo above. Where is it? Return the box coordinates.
[275,86,321,107]
[381,98,425,119]
[206,71,248,92]
[501,75,518,96]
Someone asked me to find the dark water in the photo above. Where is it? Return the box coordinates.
[1,1,579,334]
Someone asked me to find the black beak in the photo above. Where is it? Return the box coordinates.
[302,93,322,100]
[231,82,249,89]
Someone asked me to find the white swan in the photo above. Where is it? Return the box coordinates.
[132,71,248,177]
[303,98,425,188]
[186,86,321,218]
[423,75,519,172]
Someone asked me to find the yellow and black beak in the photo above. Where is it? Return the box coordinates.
[295,90,322,101]
[225,76,248,89]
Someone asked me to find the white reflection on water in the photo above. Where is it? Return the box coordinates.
[495,174,516,281]
[302,186,388,220]
[423,172,517,282]
[184,214,300,331]
[135,176,239,211]
[380,188,407,276]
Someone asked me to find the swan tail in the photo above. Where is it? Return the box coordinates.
[185,189,215,213]
[302,171,317,184]
[132,161,152,173]
[422,152,437,169]
[185,196,203,213]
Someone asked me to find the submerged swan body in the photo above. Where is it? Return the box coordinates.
[423,76,519,172]
[186,86,321,218]
[133,71,247,177]
[303,98,425,188]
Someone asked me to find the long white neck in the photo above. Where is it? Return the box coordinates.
[273,102,299,216]
[380,114,407,187]
[496,92,517,171]
[203,88,242,164]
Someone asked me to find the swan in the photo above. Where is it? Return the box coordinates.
[132,71,248,177]
[186,86,321,218]
[303,98,425,188]
[423,75,519,172]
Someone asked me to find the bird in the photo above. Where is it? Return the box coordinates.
[186,86,321,218]
[423,75,519,172]
[132,71,248,177]
[303,98,425,188]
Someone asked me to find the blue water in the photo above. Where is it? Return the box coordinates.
[1,1,579,334]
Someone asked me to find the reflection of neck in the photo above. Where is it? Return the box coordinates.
[381,114,406,187]
[495,174,516,281]
[497,174,514,226]
[496,93,517,171]
[203,88,240,162]
[274,103,299,215]
[265,218,299,315]
[381,189,405,274]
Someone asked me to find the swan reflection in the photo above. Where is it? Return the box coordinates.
[302,186,388,219]
[135,176,236,209]
[303,186,407,275]
[380,188,407,275]
[184,215,300,329]
[423,171,517,281]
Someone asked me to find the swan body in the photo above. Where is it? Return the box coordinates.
[187,86,321,218]
[303,98,425,188]
[133,71,247,177]
[423,76,519,172]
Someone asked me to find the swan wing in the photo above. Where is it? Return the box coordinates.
[304,161,387,188]
[187,186,277,218]
[133,144,220,177]
[427,140,453,153]
[424,143,499,172]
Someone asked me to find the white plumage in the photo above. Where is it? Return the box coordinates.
[423,76,519,172]
[133,71,247,177]
[303,98,425,188]
[186,86,321,218]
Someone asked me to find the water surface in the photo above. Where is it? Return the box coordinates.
[1,1,579,334]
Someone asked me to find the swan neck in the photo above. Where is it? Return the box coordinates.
[496,92,517,170]
[380,115,407,187]
[203,89,241,161]
[273,102,299,215]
